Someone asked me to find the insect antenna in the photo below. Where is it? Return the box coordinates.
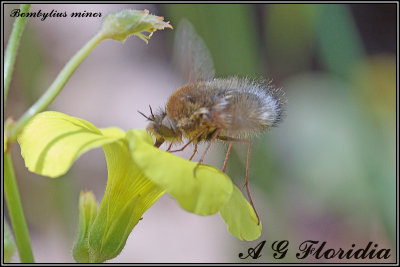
[137,110,153,121]
[149,105,155,120]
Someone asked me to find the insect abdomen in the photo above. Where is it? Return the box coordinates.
[206,77,285,137]
[165,78,285,140]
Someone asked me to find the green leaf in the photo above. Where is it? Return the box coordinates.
[127,129,233,216]
[17,111,124,178]
[220,185,262,241]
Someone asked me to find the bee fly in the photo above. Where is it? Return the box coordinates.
[139,20,286,224]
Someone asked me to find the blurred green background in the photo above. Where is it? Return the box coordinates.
[4,3,396,263]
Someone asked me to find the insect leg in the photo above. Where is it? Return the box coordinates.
[166,143,173,151]
[217,136,259,225]
[222,142,233,173]
[193,129,221,177]
[169,130,204,153]
[168,139,193,153]
[189,143,198,161]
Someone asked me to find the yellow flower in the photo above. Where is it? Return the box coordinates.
[17,111,261,262]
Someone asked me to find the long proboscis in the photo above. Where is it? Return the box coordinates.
[154,138,165,148]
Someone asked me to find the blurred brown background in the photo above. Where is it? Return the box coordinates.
[4,3,396,263]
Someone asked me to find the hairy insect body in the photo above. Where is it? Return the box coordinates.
[163,77,284,144]
[142,20,286,225]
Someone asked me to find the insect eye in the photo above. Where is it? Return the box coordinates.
[159,126,175,138]
[158,117,177,138]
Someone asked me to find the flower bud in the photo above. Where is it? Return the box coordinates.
[72,191,98,263]
[100,9,172,43]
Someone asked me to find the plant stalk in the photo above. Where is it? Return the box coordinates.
[4,4,31,105]
[4,153,35,263]
[8,31,105,143]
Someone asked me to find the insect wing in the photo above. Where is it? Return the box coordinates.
[173,19,216,83]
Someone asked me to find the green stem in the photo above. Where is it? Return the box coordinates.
[4,4,31,105]
[8,32,105,143]
[4,153,35,263]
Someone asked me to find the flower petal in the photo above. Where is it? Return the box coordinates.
[127,129,233,216]
[220,185,262,241]
[17,111,124,178]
